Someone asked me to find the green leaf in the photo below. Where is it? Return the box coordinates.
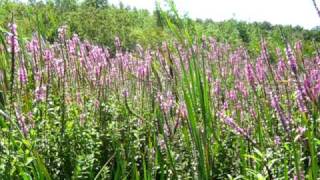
[25,157,34,166]
[20,172,32,180]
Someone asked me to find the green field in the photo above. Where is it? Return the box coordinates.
[0,0,320,179]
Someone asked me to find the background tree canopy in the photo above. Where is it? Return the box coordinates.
[0,0,319,55]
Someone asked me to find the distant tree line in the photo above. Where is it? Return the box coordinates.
[0,0,319,56]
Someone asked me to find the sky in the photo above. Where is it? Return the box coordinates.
[108,0,320,29]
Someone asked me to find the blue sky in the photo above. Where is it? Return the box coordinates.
[109,0,320,29]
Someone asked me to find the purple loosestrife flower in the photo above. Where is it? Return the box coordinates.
[53,58,64,78]
[236,82,248,97]
[276,59,286,80]
[8,23,18,35]
[249,108,257,120]
[227,89,237,101]
[137,63,148,79]
[223,101,229,110]
[44,49,53,68]
[27,111,35,129]
[255,58,266,82]
[213,80,221,96]
[293,173,305,180]
[72,33,80,44]
[304,70,320,102]
[294,126,306,142]
[27,36,40,54]
[245,63,256,90]
[6,23,19,53]
[218,112,255,144]
[270,92,291,133]
[18,62,27,84]
[285,44,298,74]
[314,79,320,99]
[275,48,286,80]
[274,136,281,145]
[35,85,46,102]
[67,40,76,55]
[233,66,241,79]
[34,70,42,82]
[15,106,28,136]
[157,91,174,114]
[206,70,213,83]
[122,90,129,98]
[296,87,308,113]
[176,103,187,120]
[295,40,303,52]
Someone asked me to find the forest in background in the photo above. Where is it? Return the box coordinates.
[1,0,320,56]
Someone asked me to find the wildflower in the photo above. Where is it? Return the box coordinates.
[213,80,221,96]
[227,89,237,101]
[296,87,308,113]
[122,90,129,98]
[34,70,42,82]
[67,39,76,55]
[53,58,64,77]
[8,23,18,35]
[176,103,187,119]
[294,126,306,142]
[304,70,320,102]
[236,82,248,97]
[27,111,35,129]
[44,49,54,62]
[293,172,305,180]
[157,91,174,114]
[276,59,286,80]
[15,106,28,136]
[274,136,281,145]
[255,58,266,82]
[270,92,291,133]
[285,44,298,74]
[218,112,255,144]
[295,40,302,52]
[6,23,19,53]
[249,108,257,120]
[245,63,256,90]
[137,63,148,79]
[72,33,80,44]
[223,101,229,110]
[26,36,39,54]
[35,85,46,102]
[18,63,27,84]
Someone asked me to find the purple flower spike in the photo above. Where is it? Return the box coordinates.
[18,63,27,85]
[285,44,298,74]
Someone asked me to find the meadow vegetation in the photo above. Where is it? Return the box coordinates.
[0,0,320,179]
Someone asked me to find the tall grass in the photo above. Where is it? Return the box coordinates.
[0,2,319,179]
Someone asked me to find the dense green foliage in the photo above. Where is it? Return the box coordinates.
[0,0,319,54]
[1,0,320,179]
